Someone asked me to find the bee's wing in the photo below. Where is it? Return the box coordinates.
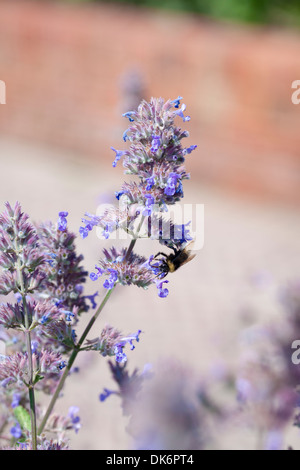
[178,240,196,267]
[183,240,195,251]
[179,252,196,267]
[183,240,196,257]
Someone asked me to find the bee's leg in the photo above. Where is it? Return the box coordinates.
[150,256,166,268]
[155,269,168,279]
[149,257,162,268]
[153,252,168,259]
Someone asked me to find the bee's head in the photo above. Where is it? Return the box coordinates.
[149,255,170,278]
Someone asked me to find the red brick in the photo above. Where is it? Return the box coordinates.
[0,1,299,205]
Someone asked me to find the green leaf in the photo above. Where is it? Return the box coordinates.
[13,406,31,432]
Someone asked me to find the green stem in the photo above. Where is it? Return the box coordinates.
[21,295,38,449]
[14,234,37,449]
[124,215,145,261]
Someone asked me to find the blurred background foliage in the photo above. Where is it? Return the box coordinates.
[65,0,300,28]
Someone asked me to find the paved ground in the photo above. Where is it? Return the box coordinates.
[0,136,299,449]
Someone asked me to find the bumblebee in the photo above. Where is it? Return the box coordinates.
[151,241,196,278]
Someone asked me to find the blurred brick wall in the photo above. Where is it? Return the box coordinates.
[0,1,299,205]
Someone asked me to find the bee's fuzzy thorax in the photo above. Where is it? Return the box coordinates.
[166,259,176,273]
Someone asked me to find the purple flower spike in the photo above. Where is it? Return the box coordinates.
[80,96,196,300]
[96,97,194,216]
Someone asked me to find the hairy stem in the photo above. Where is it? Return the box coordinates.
[15,249,37,449]
[124,215,145,261]
[21,297,37,449]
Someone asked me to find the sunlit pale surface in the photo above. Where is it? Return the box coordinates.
[0,136,299,449]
